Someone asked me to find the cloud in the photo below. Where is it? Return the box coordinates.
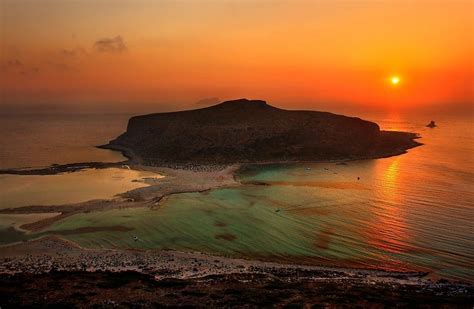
[0,59,39,76]
[94,36,127,53]
[59,47,86,57]
[20,67,39,75]
[49,62,75,72]
[6,59,22,66]
[60,49,77,57]
[0,59,23,70]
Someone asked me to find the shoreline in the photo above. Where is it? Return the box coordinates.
[1,236,472,307]
[0,236,426,279]
[0,135,422,234]
[99,130,422,172]
[0,128,422,176]
[0,163,241,232]
[0,143,424,235]
[0,136,425,244]
[0,235,466,285]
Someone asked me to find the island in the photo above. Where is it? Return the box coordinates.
[102,98,421,167]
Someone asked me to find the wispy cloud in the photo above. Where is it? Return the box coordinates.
[0,59,23,70]
[94,36,127,53]
[59,47,86,57]
[52,47,86,72]
[0,59,39,76]
[49,62,75,72]
[20,67,39,76]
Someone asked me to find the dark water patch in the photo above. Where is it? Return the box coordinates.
[48,226,134,236]
[215,233,237,241]
[235,163,297,179]
[260,197,292,209]
[315,227,335,250]
[242,181,271,186]
[0,161,119,175]
[267,181,368,190]
[285,205,331,216]
[0,227,30,245]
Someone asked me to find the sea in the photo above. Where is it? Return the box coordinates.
[0,112,472,282]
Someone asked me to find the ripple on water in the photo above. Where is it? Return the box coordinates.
[2,118,474,283]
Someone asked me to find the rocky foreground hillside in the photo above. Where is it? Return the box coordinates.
[104,99,420,166]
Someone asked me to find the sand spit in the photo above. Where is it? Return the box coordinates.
[0,164,240,232]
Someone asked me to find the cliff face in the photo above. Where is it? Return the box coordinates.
[106,99,419,165]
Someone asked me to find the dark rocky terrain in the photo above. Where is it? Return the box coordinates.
[1,271,472,308]
[104,99,420,166]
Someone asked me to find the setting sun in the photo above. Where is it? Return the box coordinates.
[391,76,401,86]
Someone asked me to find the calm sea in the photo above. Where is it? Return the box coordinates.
[0,114,131,169]
[0,112,472,282]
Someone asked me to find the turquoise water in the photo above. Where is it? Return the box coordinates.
[42,116,474,282]
[0,114,472,282]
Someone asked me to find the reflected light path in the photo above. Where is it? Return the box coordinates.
[368,158,411,255]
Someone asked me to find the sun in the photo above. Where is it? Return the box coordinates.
[390,75,401,85]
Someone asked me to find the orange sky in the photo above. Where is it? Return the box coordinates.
[0,0,472,113]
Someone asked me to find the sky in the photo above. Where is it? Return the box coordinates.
[0,0,473,114]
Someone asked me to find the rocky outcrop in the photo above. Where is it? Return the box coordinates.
[104,99,420,166]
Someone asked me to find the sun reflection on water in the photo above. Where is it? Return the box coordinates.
[383,159,400,198]
[367,158,411,255]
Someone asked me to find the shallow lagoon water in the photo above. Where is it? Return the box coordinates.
[0,168,160,209]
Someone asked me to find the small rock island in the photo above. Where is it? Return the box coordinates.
[104,99,420,166]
